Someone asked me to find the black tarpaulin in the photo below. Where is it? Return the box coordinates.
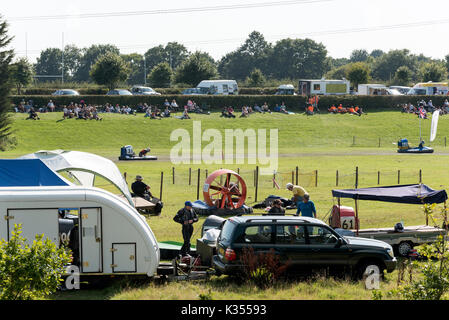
[332,184,448,204]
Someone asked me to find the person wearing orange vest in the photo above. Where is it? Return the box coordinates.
[337,104,343,113]
[306,105,314,115]
[328,105,337,113]
[348,106,357,115]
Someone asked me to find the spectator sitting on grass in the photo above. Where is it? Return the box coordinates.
[444,99,449,114]
[328,104,337,113]
[170,99,179,112]
[240,106,249,118]
[261,102,271,113]
[227,106,236,118]
[164,99,170,109]
[254,103,262,113]
[248,106,254,114]
[27,107,40,120]
[306,104,314,115]
[274,103,281,112]
[280,102,288,114]
[163,107,171,118]
[181,108,191,120]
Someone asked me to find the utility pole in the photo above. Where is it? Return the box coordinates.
[143,55,147,85]
[25,32,28,59]
[61,32,64,84]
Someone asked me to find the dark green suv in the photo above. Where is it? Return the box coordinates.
[212,216,397,278]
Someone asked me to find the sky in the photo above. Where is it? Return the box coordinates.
[3,0,449,63]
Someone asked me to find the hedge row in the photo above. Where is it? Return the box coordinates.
[20,87,278,95]
[11,95,447,112]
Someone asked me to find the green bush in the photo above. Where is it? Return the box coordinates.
[0,224,72,300]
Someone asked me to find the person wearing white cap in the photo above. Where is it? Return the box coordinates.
[286,183,308,204]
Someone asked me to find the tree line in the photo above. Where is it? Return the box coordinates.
[10,31,449,92]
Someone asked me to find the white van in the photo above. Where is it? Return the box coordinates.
[0,186,160,277]
[298,79,350,95]
[275,84,296,95]
[196,80,239,95]
[407,82,449,95]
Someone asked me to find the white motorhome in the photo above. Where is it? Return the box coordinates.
[407,82,449,95]
[0,186,160,277]
[298,79,350,95]
[196,80,239,95]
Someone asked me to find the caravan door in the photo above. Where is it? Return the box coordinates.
[80,207,103,273]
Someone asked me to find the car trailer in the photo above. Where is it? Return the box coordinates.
[330,184,448,256]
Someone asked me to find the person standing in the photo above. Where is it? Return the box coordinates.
[286,183,308,204]
[295,194,316,218]
[174,201,198,256]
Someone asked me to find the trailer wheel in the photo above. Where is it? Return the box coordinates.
[397,241,413,257]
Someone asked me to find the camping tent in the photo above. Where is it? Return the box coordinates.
[19,150,133,205]
[0,159,70,187]
[332,184,448,204]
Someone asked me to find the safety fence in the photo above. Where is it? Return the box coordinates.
[118,166,426,204]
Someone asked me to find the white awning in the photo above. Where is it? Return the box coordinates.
[19,150,133,206]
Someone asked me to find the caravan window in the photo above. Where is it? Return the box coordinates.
[223,84,229,93]
[313,84,321,91]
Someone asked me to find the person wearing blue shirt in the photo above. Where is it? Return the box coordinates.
[296,194,316,218]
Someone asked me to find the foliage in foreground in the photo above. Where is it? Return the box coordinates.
[388,204,449,300]
[0,224,71,300]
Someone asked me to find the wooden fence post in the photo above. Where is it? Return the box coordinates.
[378,171,380,185]
[296,166,299,185]
[378,137,381,148]
[336,170,339,187]
[160,172,164,200]
[398,170,400,184]
[355,166,359,188]
[419,169,422,184]
[188,168,192,185]
[196,169,201,200]
[255,166,259,202]
[172,167,175,184]
[315,170,318,187]
[291,171,294,184]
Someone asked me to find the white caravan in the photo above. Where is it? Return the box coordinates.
[407,82,449,95]
[0,186,160,277]
[298,79,350,95]
[196,80,239,95]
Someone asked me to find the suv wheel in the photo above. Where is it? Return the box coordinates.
[355,261,383,281]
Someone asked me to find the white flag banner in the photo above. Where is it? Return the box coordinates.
[430,110,440,142]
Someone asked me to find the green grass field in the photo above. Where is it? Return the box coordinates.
[4,111,449,300]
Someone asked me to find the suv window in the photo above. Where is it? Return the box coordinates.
[276,225,306,244]
[306,225,338,245]
[238,225,272,244]
[219,220,237,246]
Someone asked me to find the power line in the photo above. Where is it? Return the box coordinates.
[8,0,336,21]
[13,17,449,56]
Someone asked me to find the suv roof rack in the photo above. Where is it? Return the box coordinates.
[245,218,311,224]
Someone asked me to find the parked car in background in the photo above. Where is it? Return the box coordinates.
[213,215,396,278]
[52,89,80,96]
[275,84,296,95]
[106,89,133,96]
[182,88,205,95]
[389,86,411,95]
[130,86,161,95]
